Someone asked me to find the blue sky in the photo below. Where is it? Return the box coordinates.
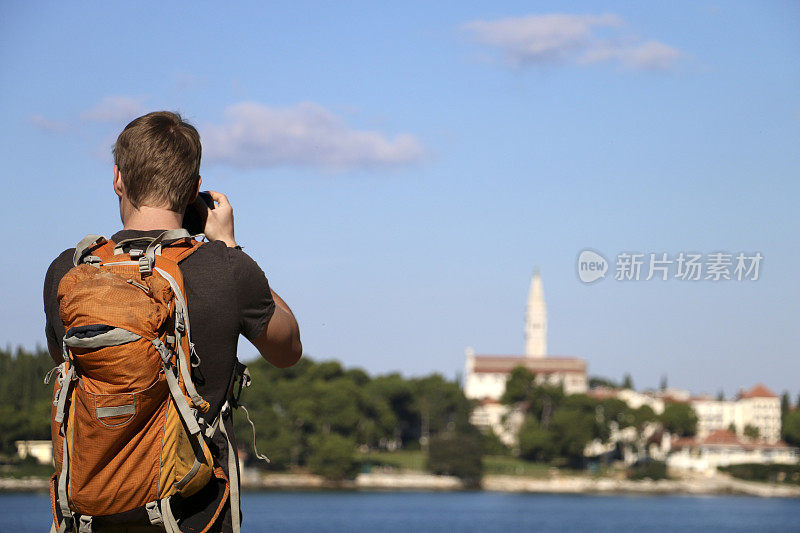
[1,1,798,397]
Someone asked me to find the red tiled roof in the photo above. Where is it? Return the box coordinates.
[471,355,586,374]
[690,394,716,402]
[473,355,583,361]
[474,367,584,374]
[740,383,777,399]
[704,429,741,445]
[671,430,793,451]
[587,388,617,400]
[662,395,689,405]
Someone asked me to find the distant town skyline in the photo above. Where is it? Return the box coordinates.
[1,2,797,397]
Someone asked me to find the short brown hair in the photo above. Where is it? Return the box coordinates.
[113,111,201,211]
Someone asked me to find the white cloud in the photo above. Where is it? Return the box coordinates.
[29,115,69,134]
[618,41,682,70]
[82,96,145,123]
[201,102,425,171]
[464,14,621,65]
[463,13,681,71]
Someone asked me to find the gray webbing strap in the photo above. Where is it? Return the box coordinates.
[54,365,74,425]
[152,338,172,364]
[144,229,191,259]
[72,235,105,266]
[204,414,221,439]
[112,229,191,257]
[174,429,210,492]
[44,363,62,385]
[145,501,163,526]
[64,328,140,349]
[154,339,202,436]
[154,268,191,338]
[78,515,92,533]
[154,266,205,408]
[113,237,155,255]
[57,426,72,526]
[218,403,241,533]
[160,497,181,533]
[175,455,203,490]
[176,339,205,410]
[163,362,201,435]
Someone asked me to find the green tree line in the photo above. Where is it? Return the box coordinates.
[0,346,54,455]
[232,356,482,481]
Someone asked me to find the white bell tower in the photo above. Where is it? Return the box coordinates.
[524,269,547,358]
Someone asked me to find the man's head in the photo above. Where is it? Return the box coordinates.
[113,111,201,213]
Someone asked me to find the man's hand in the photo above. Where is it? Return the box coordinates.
[196,190,237,247]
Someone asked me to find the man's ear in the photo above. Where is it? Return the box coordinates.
[113,165,125,199]
[188,176,202,205]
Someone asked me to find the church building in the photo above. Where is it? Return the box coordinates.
[464,271,588,442]
[464,270,588,401]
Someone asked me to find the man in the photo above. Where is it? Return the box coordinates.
[43,111,302,532]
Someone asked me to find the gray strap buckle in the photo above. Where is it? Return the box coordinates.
[189,342,201,367]
[58,516,73,533]
[145,501,163,525]
[78,515,93,533]
[175,309,185,334]
[231,362,251,407]
[138,255,153,276]
[152,338,172,365]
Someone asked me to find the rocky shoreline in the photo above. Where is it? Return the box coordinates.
[3,472,798,498]
[481,474,800,498]
[241,470,800,498]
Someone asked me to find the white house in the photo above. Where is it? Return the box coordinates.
[667,430,798,472]
[691,384,781,443]
[15,440,53,465]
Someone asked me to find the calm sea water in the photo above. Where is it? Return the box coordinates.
[3,491,799,532]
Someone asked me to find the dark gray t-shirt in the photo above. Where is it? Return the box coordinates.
[43,229,275,532]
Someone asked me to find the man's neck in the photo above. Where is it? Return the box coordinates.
[122,205,183,231]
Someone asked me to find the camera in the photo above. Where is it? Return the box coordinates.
[182,191,214,235]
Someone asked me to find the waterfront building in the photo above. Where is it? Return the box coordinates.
[667,430,798,472]
[691,384,782,443]
[15,440,53,465]
[588,383,782,444]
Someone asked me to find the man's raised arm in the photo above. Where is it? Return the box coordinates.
[200,189,302,368]
[253,289,302,368]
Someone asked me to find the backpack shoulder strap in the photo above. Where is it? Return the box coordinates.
[72,235,108,266]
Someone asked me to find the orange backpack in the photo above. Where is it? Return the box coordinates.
[49,230,248,533]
